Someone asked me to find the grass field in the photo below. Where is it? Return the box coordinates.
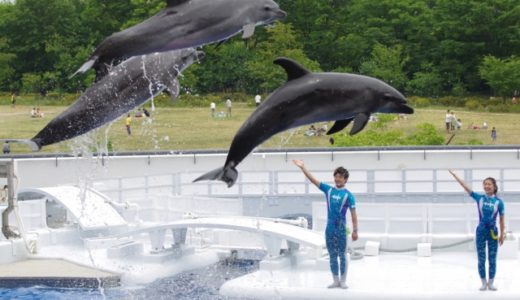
[1,103,519,154]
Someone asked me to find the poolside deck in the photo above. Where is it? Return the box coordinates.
[221,251,520,300]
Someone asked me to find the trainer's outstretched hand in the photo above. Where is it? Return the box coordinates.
[292,159,304,168]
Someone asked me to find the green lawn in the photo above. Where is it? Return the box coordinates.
[1,104,519,154]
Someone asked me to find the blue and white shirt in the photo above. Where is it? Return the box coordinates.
[470,191,505,228]
[319,182,356,226]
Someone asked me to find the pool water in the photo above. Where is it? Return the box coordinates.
[0,260,258,300]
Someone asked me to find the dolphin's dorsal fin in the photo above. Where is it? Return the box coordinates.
[273,57,310,81]
[327,118,355,135]
[166,0,189,7]
[242,24,255,39]
[350,113,370,135]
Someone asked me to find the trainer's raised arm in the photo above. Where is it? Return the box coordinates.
[293,159,320,187]
[449,170,472,194]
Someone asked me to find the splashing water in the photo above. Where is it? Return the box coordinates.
[142,56,156,112]
[277,128,299,149]
[68,129,111,300]
[140,57,162,150]
[139,113,161,150]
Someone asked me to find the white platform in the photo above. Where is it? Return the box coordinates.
[220,252,520,299]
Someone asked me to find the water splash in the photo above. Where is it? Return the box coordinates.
[139,112,161,150]
[277,128,299,149]
[142,56,156,112]
[68,130,110,300]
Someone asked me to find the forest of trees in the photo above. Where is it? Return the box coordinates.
[0,0,519,98]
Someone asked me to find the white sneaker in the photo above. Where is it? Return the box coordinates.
[480,278,487,291]
[339,274,348,289]
[328,275,340,289]
[488,279,497,291]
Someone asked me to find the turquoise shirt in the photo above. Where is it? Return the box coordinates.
[470,191,505,228]
[319,182,356,226]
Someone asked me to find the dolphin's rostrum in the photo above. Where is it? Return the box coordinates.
[194,57,414,187]
[72,0,286,79]
[30,49,204,150]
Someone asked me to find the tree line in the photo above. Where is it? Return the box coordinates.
[0,0,519,98]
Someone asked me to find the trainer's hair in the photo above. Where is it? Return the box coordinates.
[334,166,349,179]
[484,177,498,194]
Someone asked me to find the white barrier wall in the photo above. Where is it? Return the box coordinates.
[11,149,520,200]
[312,201,520,249]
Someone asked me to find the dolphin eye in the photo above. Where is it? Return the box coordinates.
[264,5,271,11]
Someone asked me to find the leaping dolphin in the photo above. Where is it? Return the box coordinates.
[26,49,204,150]
[193,57,414,187]
[72,0,286,79]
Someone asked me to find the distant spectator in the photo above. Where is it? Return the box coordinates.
[445,110,452,133]
[491,127,497,143]
[11,92,16,107]
[317,124,328,136]
[125,114,132,136]
[450,111,457,131]
[30,107,37,118]
[255,94,262,107]
[143,108,150,117]
[3,141,10,154]
[35,107,44,118]
[210,102,216,117]
[329,137,335,145]
[226,98,232,117]
[469,123,480,130]
[135,109,143,118]
[456,119,462,130]
[512,96,517,104]
[304,125,317,136]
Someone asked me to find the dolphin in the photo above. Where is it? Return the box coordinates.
[193,57,414,187]
[72,0,286,79]
[26,49,204,151]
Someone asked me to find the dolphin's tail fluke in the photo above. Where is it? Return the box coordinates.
[69,57,98,79]
[0,139,40,152]
[193,165,238,188]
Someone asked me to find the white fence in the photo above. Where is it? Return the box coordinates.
[85,167,520,202]
[312,201,520,250]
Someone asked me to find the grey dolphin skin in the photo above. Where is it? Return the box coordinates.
[28,49,204,151]
[194,57,414,187]
[72,0,286,79]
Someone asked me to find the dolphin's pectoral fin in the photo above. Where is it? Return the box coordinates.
[166,0,189,7]
[327,118,355,135]
[69,56,98,79]
[349,113,370,135]
[164,79,180,102]
[242,24,255,39]
[273,58,310,81]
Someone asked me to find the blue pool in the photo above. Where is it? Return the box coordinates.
[0,260,258,300]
